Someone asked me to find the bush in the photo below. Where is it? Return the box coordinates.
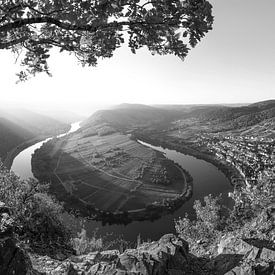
[175,195,223,248]
[193,194,222,230]
[0,162,72,250]
[175,175,274,256]
[71,228,103,255]
[228,173,274,226]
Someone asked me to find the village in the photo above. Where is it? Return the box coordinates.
[197,134,274,186]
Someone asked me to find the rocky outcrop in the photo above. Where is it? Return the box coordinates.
[210,234,275,275]
[32,234,202,274]
[30,232,275,275]
[0,202,35,275]
[1,199,274,275]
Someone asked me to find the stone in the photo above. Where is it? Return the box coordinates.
[0,202,34,275]
[70,255,84,263]
[217,234,275,275]
[260,248,275,262]
[66,263,78,275]
[218,234,259,259]
[46,234,192,275]
[225,266,255,275]
[56,252,67,261]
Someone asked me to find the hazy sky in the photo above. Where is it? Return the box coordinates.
[0,0,274,115]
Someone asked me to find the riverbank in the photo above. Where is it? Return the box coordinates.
[4,125,71,171]
[32,156,194,225]
[57,165,193,226]
[31,130,194,224]
[10,127,234,241]
[4,135,52,170]
[31,126,194,215]
[132,133,245,188]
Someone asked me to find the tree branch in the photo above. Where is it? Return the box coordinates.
[0,16,181,33]
[0,36,28,49]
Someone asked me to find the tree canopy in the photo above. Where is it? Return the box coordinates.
[0,0,213,81]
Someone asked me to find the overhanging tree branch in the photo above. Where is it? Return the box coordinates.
[0,16,184,33]
[0,36,28,49]
[0,0,213,81]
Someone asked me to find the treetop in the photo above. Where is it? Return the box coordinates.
[0,0,213,81]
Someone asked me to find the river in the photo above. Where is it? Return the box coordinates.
[11,122,233,242]
[11,121,82,180]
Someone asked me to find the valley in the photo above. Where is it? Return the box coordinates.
[15,100,275,230]
[0,108,71,167]
[32,125,190,217]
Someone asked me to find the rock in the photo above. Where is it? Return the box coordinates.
[260,248,275,262]
[217,234,275,275]
[0,202,35,275]
[225,265,255,275]
[70,255,85,263]
[52,265,66,274]
[218,234,259,260]
[56,252,67,261]
[41,234,192,275]
[28,232,275,275]
[0,238,33,275]
[66,263,78,275]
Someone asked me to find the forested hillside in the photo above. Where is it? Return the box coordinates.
[0,108,69,160]
[190,100,275,130]
[82,104,184,131]
[0,117,33,159]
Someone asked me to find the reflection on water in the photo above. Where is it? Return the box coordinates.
[11,121,81,180]
[11,125,233,242]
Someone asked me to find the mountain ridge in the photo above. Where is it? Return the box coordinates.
[82,100,275,133]
[0,108,70,161]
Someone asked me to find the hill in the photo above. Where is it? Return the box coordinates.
[82,104,182,131]
[192,100,275,129]
[0,117,33,160]
[0,108,70,161]
[159,100,275,137]
[0,108,70,135]
[32,104,193,218]
[34,109,85,124]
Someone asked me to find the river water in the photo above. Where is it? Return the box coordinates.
[11,122,233,242]
[11,121,82,180]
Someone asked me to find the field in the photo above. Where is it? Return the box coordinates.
[32,127,186,213]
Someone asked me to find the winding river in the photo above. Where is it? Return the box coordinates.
[11,121,82,180]
[11,122,233,242]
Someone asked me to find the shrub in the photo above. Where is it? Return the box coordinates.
[0,162,72,250]
[228,173,274,226]
[175,174,274,256]
[71,228,103,255]
[193,194,222,230]
[175,194,223,247]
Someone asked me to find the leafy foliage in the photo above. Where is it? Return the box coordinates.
[71,228,103,255]
[0,161,71,249]
[0,0,213,80]
[175,175,274,256]
[193,194,222,230]
[228,173,274,227]
[175,194,223,248]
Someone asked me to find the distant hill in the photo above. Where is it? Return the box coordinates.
[0,108,70,160]
[248,99,275,108]
[82,100,275,135]
[0,108,70,135]
[0,117,33,160]
[34,109,85,124]
[194,100,275,130]
[82,104,181,130]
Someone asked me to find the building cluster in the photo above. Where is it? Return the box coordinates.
[198,134,274,186]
